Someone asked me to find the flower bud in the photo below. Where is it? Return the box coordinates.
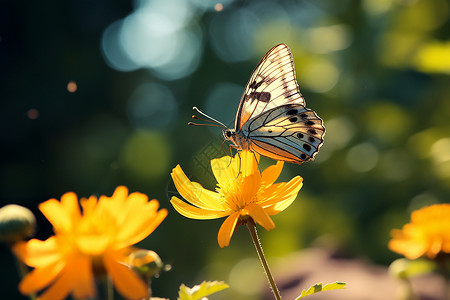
[0,204,36,244]
[127,249,165,280]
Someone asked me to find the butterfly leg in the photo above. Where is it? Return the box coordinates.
[231,150,243,179]
[250,151,262,176]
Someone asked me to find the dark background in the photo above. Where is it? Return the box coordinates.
[1,0,449,299]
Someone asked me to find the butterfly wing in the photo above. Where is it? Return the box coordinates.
[241,104,325,164]
[235,44,305,131]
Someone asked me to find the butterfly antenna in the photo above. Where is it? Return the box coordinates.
[189,106,227,128]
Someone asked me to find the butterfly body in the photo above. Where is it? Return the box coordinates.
[194,44,325,164]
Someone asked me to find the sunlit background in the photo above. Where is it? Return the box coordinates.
[1,0,450,299]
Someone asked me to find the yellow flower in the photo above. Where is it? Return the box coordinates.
[389,204,450,259]
[170,150,303,248]
[13,186,167,300]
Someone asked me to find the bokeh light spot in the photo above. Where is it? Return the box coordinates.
[120,130,171,181]
[362,0,393,15]
[378,149,413,181]
[215,3,223,11]
[229,258,264,296]
[67,81,77,93]
[101,19,139,72]
[209,8,258,62]
[300,59,339,93]
[322,117,355,151]
[308,24,352,54]
[27,109,39,120]
[346,142,379,172]
[127,82,177,129]
[365,101,411,144]
[101,0,202,80]
[204,82,243,132]
[430,137,450,180]
[414,41,450,74]
[408,193,439,213]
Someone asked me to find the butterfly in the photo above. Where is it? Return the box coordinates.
[190,43,325,164]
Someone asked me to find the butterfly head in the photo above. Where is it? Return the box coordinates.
[222,128,235,141]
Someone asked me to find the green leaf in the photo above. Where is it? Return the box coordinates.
[295,281,346,299]
[178,281,229,300]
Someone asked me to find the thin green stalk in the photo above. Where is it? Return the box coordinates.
[96,276,113,300]
[246,222,282,300]
[106,276,114,300]
[15,256,37,300]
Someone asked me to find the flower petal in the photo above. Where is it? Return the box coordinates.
[260,176,303,215]
[171,165,227,210]
[70,257,95,299]
[218,212,240,248]
[239,150,259,178]
[245,203,275,231]
[103,251,149,300]
[39,198,74,232]
[111,186,129,203]
[38,265,74,300]
[171,197,230,219]
[13,237,61,268]
[261,161,284,187]
[60,192,81,224]
[211,155,239,187]
[115,202,168,248]
[388,236,427,259]
[18,260,65,294]
[241,174,262,207]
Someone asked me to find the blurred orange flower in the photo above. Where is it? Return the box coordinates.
[13,186,167,300]
[170,150,303,248]
[389,204,450,259]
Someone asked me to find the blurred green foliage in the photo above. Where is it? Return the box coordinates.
[1,0,449,299]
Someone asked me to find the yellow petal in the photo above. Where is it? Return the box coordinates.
[13,237,61,268]
[18,260,65,294]
[211,155,239,185]
[111,186,129,203]
[171,197,230,219]
[80,195,98,216]
[245,203,275,231]
[39,198,74,232]
[76,235,111,255]
[60,192,81,223]
[239,150,259,178]
[171,165,227,210]
[38,265,74,300]
[240,174,262,207]
[103,251,149,300]
[115,203,168,248]
[388,238,426,260]
[70,257,95,299]
[261,176,303,215]
[261,161,284,187]
[218,212,240,248]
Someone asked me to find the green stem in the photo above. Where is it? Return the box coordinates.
[246,222,282,300]
[106,276,114,300]
[14,256,36,300]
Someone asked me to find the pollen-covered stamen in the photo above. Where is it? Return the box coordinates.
[218,173,261,212]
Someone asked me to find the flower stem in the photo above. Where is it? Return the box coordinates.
[15,256,36,300]
[106,276,114,300]
[246,222,282,300]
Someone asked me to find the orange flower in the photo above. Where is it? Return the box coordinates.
[389,204,450,259]
[13,186,167,300]
[170,151,303,248]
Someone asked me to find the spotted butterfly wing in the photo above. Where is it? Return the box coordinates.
[230,44,325,164]
[235,44,306,130]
